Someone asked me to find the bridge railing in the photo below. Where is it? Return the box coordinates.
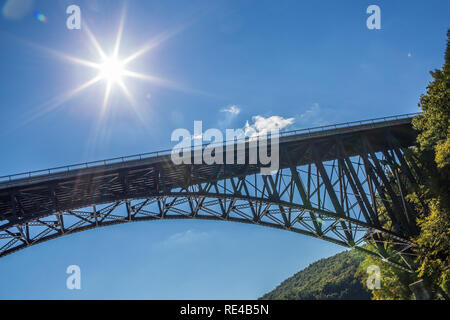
[0,112,420,184]
[278,112,419,137]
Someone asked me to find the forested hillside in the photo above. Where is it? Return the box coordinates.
[260,251,371,300]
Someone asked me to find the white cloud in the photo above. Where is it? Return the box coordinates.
[218,105,241,128]
[155,229,211,248]
[221,105,241,115]
[244,115,295,137]
[297,103,329,127]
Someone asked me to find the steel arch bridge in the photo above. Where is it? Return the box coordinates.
[0,113,423,272]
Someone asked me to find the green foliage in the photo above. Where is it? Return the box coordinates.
[358,29,450,299]
[260,250,372,300]
[356,250,416,300]
[411,29,450,298]
[413,30,450,155]
[415,199,450,295]
[435,138,450,168]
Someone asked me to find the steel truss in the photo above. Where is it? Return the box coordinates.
[0,120,422,271]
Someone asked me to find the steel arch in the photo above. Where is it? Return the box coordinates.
[0,114,422,272]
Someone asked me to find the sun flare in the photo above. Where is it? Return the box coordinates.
[99,57,125,83]
[20,8,195,127]
[60,17,162,112]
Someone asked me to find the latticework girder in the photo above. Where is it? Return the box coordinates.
[0,115,422,272]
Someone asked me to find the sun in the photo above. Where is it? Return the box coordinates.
[21,7,196,125]
[40,10,160,112]
[54,15,161,112]
[99,57,125,84]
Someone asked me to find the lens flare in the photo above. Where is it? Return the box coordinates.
[33,11,47,23]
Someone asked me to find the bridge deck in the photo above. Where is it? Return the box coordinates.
[0,113,417,189]
[0,114,418,224]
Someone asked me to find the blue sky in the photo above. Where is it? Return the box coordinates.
[0,0,448,299]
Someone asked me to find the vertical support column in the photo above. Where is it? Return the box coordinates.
[49,183,59,213]
[10,191,17,220]
[312,146,353,243]
[263,175,290,227]
[126,200,132,221]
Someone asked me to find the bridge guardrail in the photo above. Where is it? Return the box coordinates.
[0,112,421,184]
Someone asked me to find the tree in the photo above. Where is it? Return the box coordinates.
[411,29,450,297]
[357,251,416,300]
[413,29,450,166]
[358,30,450,299]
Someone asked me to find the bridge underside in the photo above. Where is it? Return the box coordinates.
[0,118,421,271]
